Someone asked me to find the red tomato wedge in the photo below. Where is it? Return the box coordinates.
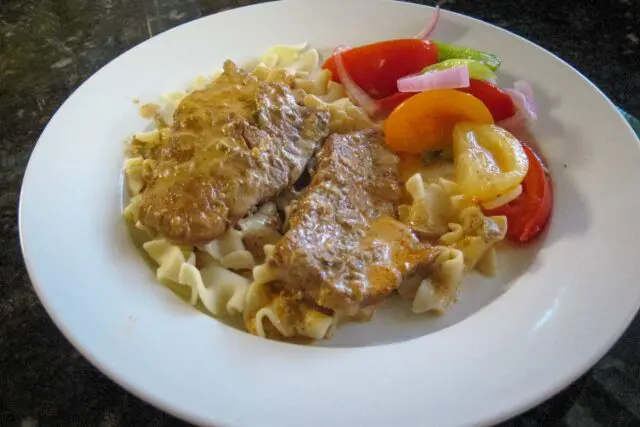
[377,92,415,117]
[373,79,516,122]
[484,143,553,243]
[322,39,439,100]
[458,79,516,122]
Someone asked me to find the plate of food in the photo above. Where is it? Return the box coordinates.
[19,0,640,425]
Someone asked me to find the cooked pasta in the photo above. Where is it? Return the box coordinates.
[412,247,465,314]
[142,238,250,316]
[180,262,250,317]
[440,206,507,271]
[121,41,525,343]
[143,238,199,305]
[400,172,508,275]
[244,281,334,340]
[476,247,498,276]
[399,173,459,238]
[244,245,334,340]
[256,43,377,132]
[199,229,256,271]
[123,157,144,196]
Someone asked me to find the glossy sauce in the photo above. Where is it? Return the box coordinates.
[269,131,438,318]
[136,60,329,245]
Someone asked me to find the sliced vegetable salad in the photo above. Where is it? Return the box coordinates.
[321,6,552,243]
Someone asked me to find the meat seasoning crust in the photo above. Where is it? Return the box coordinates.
[137,60,330,245]
[270,131,438,315]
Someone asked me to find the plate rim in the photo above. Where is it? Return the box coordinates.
[18,1,640,426]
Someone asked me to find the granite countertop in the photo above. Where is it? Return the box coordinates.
[1,0,639,426]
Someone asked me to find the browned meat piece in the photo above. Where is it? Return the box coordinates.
[137,60,330,245]
[269,131,438,314]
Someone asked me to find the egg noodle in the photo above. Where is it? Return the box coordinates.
[123,44,507,341]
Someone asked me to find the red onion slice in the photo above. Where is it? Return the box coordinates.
[505,81,537,121]
[417,5,441,40]
[498,81,537,134]
[514,80,537,116]
[497,111,527,133]
[332,45,380,118]
[397,66,470,93]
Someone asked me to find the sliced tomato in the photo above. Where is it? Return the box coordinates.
[484,143,553,243]
[377,92,415,117]
[322,39,439,100]
[458,79,516,122]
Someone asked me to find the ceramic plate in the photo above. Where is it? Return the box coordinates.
[19,0,640,426]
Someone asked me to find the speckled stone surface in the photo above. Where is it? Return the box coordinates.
[1,0,639,426]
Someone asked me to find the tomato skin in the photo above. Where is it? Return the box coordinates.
[374,79,517,122]
[484,143,553,243]
[322,39,439,100]
[377,92,415,117]
[458,79,516,122]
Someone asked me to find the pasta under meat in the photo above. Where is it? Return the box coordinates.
[122,43,511,342]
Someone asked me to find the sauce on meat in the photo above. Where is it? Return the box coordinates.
[269,131,438,317]
[136,60,330,245]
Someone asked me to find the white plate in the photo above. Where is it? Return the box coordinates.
[19,0,640,426]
